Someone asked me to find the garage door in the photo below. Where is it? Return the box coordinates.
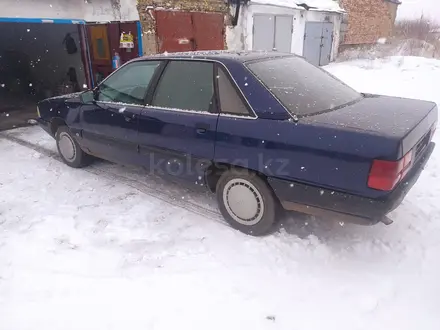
[303,22,334,66]
[253,14,293,53]
[155,11,225,53]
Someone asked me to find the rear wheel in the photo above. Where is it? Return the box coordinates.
[216,169,278,236]
[56,126,90,168]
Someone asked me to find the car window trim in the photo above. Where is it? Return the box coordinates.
[212,62,221,114]
[139,57,258,119]
[142,105,220,116]
[95,100,146,110]
[145,59,169,105]
[93,58,258,119]
[142,57,258,118]
[215,61,257,119]
[149,59,219,114]
[214,63,255,118]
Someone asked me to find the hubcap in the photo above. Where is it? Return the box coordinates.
[223,178,264,226]
[58,132,76,161]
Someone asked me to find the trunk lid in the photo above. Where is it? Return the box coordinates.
[302,94,438,159]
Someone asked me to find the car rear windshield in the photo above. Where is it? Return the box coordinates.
[246,56,362,116]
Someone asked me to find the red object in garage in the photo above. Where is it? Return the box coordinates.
[155,11,224,53]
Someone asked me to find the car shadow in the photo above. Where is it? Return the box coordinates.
[1,129,412,247]
[93,156,391,242]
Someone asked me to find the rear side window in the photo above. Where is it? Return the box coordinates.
[246,56,362,116]
[217,67,251,116]
[152,61,215,112]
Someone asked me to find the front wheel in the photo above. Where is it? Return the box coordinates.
[56,126,91,168]
[216,169,278,236]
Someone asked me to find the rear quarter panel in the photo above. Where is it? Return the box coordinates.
[215,117,398,198]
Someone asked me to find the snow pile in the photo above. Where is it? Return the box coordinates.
[396,39,437,57]
[337,38,440,62]
[326,56,440,105]
[251,0,343,12]
[0,56,440,330]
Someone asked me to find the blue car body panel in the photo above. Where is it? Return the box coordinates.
[137,106,218,183]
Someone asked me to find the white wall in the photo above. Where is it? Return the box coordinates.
[226,4,342,61]
[0,0,139,22]
[83,0,139,22]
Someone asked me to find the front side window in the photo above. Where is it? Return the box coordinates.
[217,67,251,116]
[97,61,161,105]
[152,61,215,112]
[246,56,362,116]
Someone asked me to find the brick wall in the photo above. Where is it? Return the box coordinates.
[340,0,399,45]
[136,0,228,55]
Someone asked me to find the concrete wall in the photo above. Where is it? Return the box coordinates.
[84,0,139,22]
[227,4,342,61]
[0,0,139,22]
[340,0,397,45]
[136,0,228,55]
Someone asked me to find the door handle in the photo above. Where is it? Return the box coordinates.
[195,123,209,134]
[116,107,137,122]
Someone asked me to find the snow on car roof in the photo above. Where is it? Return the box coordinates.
[251,0,344,12]
[136,50,295,63]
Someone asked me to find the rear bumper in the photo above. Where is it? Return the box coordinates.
[37,118,52,136]
[269,142,435,225]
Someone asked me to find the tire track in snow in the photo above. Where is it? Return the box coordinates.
[1,132,227,226]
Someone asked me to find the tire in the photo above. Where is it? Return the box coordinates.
[216,168,278,236]
[55,126,90,168]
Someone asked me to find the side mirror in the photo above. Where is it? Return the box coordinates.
[80,90,95,104]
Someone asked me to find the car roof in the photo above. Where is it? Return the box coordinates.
[132,50,295,64]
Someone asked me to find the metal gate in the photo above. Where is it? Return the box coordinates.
[156,11,224,53]
[253,14,293,53]
[303,22,333,66]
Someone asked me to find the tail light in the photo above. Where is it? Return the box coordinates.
[368,150,413,191]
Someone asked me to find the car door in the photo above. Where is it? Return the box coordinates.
[79,60,163,165]
[138,60,219,183]
[213,64,259,168]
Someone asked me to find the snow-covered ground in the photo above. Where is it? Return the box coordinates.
[1,56,440,330]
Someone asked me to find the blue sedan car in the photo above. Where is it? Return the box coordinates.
[36,51,437,235]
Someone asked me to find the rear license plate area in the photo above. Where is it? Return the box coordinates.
[415,132,430,159]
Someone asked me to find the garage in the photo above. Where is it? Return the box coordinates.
[0,18,90,131]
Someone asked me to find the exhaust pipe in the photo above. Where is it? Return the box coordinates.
[380,216,394,225]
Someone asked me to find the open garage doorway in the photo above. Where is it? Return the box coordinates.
[0,20,89,131]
